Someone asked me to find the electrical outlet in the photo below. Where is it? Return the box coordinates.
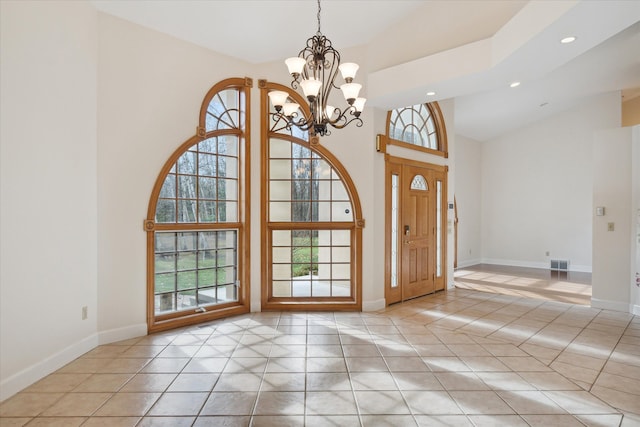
[608,222,615,232]
[82,306,88,320]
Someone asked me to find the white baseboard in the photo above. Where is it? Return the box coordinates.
[1,323,148,402]
[456,259,482,269]
[591,297,632,313]
[482,258,547,270]
[98,323,147,345]
[363,298,385,312]
[634,304,640,316]
[481,258,592,273]
[0,333,98,402]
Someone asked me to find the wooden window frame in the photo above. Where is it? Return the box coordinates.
[145,77,252,333]
[383,102,448,158]
[258,79,363,312]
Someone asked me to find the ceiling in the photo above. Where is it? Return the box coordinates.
[91,0,640,141]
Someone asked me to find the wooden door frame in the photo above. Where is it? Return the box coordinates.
[384,154,448,305]
[454,196,458,269]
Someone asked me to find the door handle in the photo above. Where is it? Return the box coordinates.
[404,225,410,236]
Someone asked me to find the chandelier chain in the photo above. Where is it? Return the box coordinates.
[316,0,321,35]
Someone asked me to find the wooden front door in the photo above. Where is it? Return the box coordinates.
[401,165,435,299]
[385,157,447,305]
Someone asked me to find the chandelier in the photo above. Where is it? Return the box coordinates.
[268,0,366,137]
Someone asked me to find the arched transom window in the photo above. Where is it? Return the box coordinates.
[386,102,448,157]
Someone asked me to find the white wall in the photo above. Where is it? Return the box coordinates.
[454,135,482,267]
[592,127,633,311]
[442,101,457,288]
[479,92,621,272]
[96,13,248,337]
[594,124,640,315]
[0,1,98,400]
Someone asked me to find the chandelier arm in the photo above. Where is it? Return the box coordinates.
[327,48,341,93]
[328,116,363,130]
[311,98,328,136]
[271,111,314,132]
[328,47,341,90]
[315,37,341,127]
[326,107,363,130]
[291,111,315,132]
[288,112,314,131]
[270,114,291,133]
[290,65,302,89]
[326,106,348,127]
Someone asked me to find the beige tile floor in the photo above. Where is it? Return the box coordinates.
[1,287,639,426]
[454,264,593,306]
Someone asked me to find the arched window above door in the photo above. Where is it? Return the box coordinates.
[385,102,448,157]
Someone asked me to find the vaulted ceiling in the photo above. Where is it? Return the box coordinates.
[92,0,640,141]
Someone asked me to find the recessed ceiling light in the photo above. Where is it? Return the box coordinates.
[561,36,576,44]
[426,91,436,96]
[510,81,521,88]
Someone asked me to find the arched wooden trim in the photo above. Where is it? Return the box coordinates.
[430,102,448,156]
[259,80,363,311]
[145,130,242,222]
[197,77,253,135]
[145,78,251,333]
[384,101,448,158]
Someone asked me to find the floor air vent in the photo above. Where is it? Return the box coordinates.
[550,259,569,271]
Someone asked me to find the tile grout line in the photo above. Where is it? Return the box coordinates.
[587,315,635,394]
[342,315,370,427]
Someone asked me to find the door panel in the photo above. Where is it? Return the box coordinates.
[401,165,435,300]
[385,164,403,305]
